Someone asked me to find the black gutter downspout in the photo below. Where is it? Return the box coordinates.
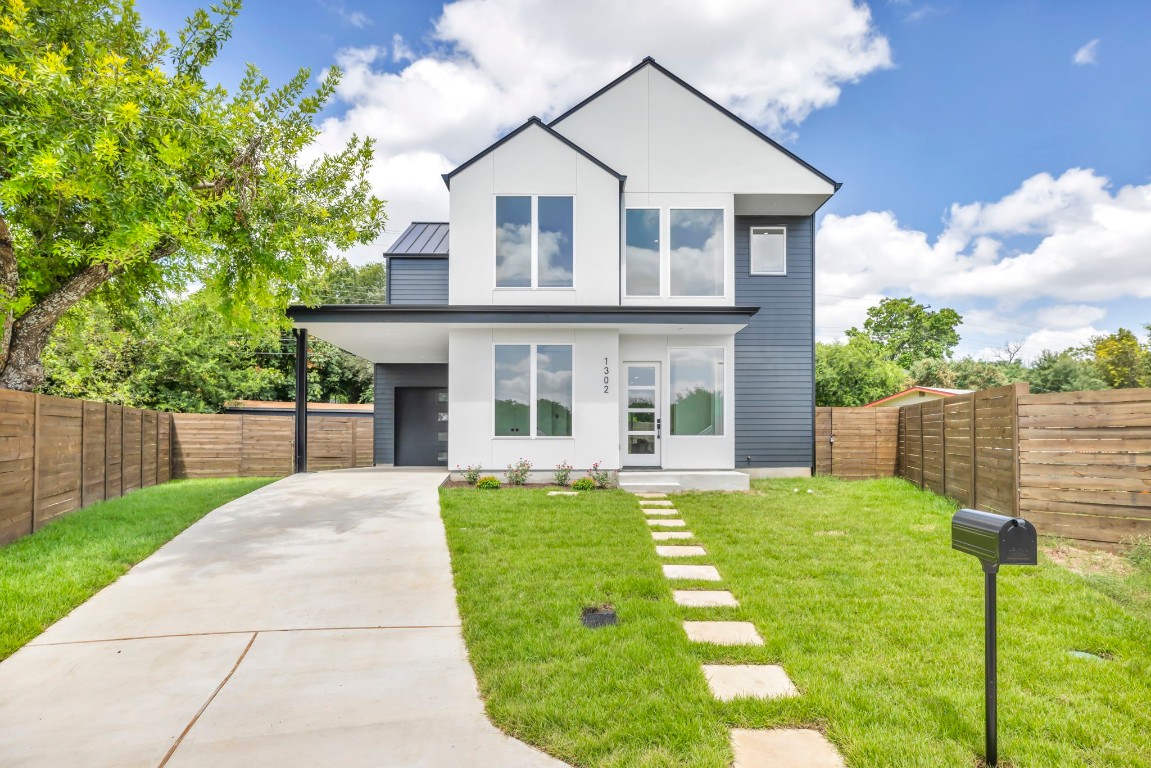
[294,328,308,473]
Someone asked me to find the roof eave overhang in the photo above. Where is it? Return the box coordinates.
[289,304,759,325]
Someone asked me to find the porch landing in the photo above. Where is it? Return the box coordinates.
[617,470,750,492]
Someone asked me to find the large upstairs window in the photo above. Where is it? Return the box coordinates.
[496,196,574,288]
[625,208,725,298]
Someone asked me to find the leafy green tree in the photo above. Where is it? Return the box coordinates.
[1090,327,1149,388]
[847,297,962,369]
[1027,349,1108,394]
[815,336,907,407]
[909,356,1026,391]
[0,0,385,390]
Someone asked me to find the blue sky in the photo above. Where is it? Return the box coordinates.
[137,0,1151,360]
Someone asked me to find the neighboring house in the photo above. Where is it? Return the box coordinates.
[864,386,973,408]
[289,58,839,480]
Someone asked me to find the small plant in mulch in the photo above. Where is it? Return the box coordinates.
[553,460,573,487]
[505,458,532,486]
[570,477,596,491]
[475,476,501,490]
[587,461,617,489]
[459,464,483,485]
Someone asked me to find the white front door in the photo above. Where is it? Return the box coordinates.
[623,362,661,467]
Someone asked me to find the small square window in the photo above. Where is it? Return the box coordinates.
[750,227,786,275]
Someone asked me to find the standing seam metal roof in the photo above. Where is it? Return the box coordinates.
[385,222,449,256]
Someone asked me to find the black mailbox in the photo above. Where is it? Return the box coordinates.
[952,509,1037,568]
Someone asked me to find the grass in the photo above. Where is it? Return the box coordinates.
[0,477,275,660]
[440,478,1151,768]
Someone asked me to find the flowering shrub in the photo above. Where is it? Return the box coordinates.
[459,464,483,485]
[505,458,532,486]
[553,460,573,487]
[587,461,617,489]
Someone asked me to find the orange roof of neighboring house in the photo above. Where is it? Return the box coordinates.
[223,400,372,413]
[863,386,974,408]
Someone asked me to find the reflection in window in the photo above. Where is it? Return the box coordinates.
[750,227,786,275]
[496,197,531,287]
[494,345,530,435]
[536,345,573,436]
[670,209,723,296]
[625,209,660,296]
[670,348,724,436]
[538,197,574,287]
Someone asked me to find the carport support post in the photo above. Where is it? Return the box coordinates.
[984,560,998,766]
[294,328,308,473]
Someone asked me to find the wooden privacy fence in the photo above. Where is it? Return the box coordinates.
[818,383,1151,549]
[815,407,899,478]
[0,390,172,545]
[171,413,373,478]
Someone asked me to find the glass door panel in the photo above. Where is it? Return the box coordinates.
[624,363,660,467]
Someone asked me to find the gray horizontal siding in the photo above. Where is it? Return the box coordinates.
[388,258,448,305]
[374,364,449,464]
[734,215,814,469]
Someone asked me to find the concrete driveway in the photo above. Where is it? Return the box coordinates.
[0,469,567,768]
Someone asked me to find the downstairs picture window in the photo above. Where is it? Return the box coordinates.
[669,348,724,436]
[494,344,573,437]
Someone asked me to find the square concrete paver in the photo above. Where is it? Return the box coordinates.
[646,519,686,527]
[547,491,578,496]
[663,565,722,581]
[656,545,706,557]
[634,493,668,499]
[683,621,764,646]
[639,500,675,507]
[703,665,799,701]
[643,508,679,516]
[652,531,694,540]
[731,729,845,768]
[673,590,740,607]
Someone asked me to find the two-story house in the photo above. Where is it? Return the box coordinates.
[289,58,839,489]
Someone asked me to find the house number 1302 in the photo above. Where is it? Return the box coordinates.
[603,358,610,394]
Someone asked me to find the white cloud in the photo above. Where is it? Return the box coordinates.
[321,1,371,28]
[816,169,1151,358]
[315,0,892,259]
[1073,38,1100,65]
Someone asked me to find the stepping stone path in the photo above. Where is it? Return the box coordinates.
[655,545,706,557]
[703,664,798,701]
[673,590,739,607]
[652,531,694,540]
[663,565,723,581]
[683,621,764,646]
[547,491,578,496]
[632,490,848,767]
[731,729,846,768]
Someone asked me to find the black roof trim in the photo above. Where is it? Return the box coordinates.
[289,304,759,324]
[441,117,625,189]
[549,57,841,192]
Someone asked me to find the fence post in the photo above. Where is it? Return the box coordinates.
[918,405,925,489]
[1011,382,1028,517]
[970,391,978,511]
[941,401,948,499]
[30,394,40,535]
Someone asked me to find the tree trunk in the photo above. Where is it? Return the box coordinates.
[0,215,17,374]
[0,263,112,391]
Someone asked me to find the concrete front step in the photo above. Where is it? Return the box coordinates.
[619,471,749,492]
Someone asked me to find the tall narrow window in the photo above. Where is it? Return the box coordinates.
[538,197,574,287]
[625,209,661,296]
[670,209,723,296]
[494,345,530,435]
[536,345,573,436]
[669,348,724,436]
[496,197,532,287]
[750,226,786,275]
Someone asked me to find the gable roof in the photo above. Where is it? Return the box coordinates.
[550,57,840,191]
[386,222,449,257]
[864,386,974,407]
[441,116,625,189]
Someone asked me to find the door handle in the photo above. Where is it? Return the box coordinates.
[656,418,662,438]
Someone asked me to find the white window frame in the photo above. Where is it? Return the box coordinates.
[623,206,726,299]
[492,343,574,439]
[494,195,575,290]
[749,226,787,276]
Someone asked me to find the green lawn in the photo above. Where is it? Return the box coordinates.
[440,478,1151,768]
[0,477,275,660]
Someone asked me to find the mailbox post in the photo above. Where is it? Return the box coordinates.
[951,509,1037,767]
